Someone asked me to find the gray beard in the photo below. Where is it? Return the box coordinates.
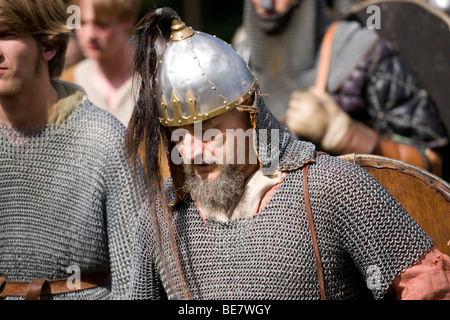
[182,164,246,216]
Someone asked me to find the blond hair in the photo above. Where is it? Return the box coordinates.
[70,0,142,22]
[0,0,70,78]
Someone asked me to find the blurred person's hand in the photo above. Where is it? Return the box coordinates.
[286,87,351,151]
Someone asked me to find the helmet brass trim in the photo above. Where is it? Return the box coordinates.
[159,78,258,127]
[170,19,194,41]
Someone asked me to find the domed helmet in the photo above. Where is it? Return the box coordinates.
[156,17,258,127]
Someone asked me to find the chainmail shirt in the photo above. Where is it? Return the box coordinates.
[128,93,433,300]
[0,81,142,299]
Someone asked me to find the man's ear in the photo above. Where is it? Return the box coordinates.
[42,46,57,62]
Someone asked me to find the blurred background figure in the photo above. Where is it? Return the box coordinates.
[61,0,142,126]
[233,0,449,180]
[332,0,366,17]
[64,31,84,71]
[332,0,450,17]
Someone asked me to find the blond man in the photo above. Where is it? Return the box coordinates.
[61,0,141,125]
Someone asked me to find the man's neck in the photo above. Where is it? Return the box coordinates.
[240,162,260,183]
[0,78,58,127]
[96,45,134,87]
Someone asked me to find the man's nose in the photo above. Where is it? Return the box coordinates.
[81,23,96,40]
[178,131,204,163]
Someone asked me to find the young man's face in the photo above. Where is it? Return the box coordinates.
[75,0,132,62]
[172,108,258,182]
[0,28,43,98]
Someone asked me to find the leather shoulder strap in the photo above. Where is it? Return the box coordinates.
[315,21,339,94]
[302,160,327,300]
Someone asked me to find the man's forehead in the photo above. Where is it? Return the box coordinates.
[199,116,220,129]
[0,25,13,33]
[168,117,219,133]
[81,14,118,24]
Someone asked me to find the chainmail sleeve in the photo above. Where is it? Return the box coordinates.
[128,201,167,300]
[100,122,144,300]
[307,154,434,299]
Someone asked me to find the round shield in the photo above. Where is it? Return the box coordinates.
[346,0,450,133]
[340,153,450,256]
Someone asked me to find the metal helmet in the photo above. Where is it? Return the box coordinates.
[156,19,258,127]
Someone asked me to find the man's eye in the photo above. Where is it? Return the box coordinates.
[0,32,15,38]
[96,22,110,29]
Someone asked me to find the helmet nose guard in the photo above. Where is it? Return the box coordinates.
[156,18,258,127]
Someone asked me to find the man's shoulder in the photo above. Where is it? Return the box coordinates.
[65,99,127,146]
[288,152,373,185]
[80,99,125,128]
[52,79,125,135]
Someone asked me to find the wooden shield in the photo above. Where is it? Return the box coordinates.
[346,0,450,133]
[340,153,450,256]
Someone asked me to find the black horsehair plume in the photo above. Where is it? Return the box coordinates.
[125,7,191,299]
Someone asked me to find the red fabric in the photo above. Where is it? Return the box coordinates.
[390,247,450,300]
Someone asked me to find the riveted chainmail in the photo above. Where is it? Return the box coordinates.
[128,93,433,300]
[0,91,142,299]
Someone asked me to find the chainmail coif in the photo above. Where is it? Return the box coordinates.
[0,83,143,299]
[128,93,433,300]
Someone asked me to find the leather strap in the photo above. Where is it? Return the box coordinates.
[303,160,327,300]
[315,21,339,94]
[0,272,111,300]
[0,277,6,294]
[309,22,339,298]
[25,279,51,300]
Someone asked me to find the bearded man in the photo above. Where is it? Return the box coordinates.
[125,7,450,300]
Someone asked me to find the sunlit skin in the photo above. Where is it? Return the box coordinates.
[172,108,259,182]
[251,0,298,18]
[0,28,58,126]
